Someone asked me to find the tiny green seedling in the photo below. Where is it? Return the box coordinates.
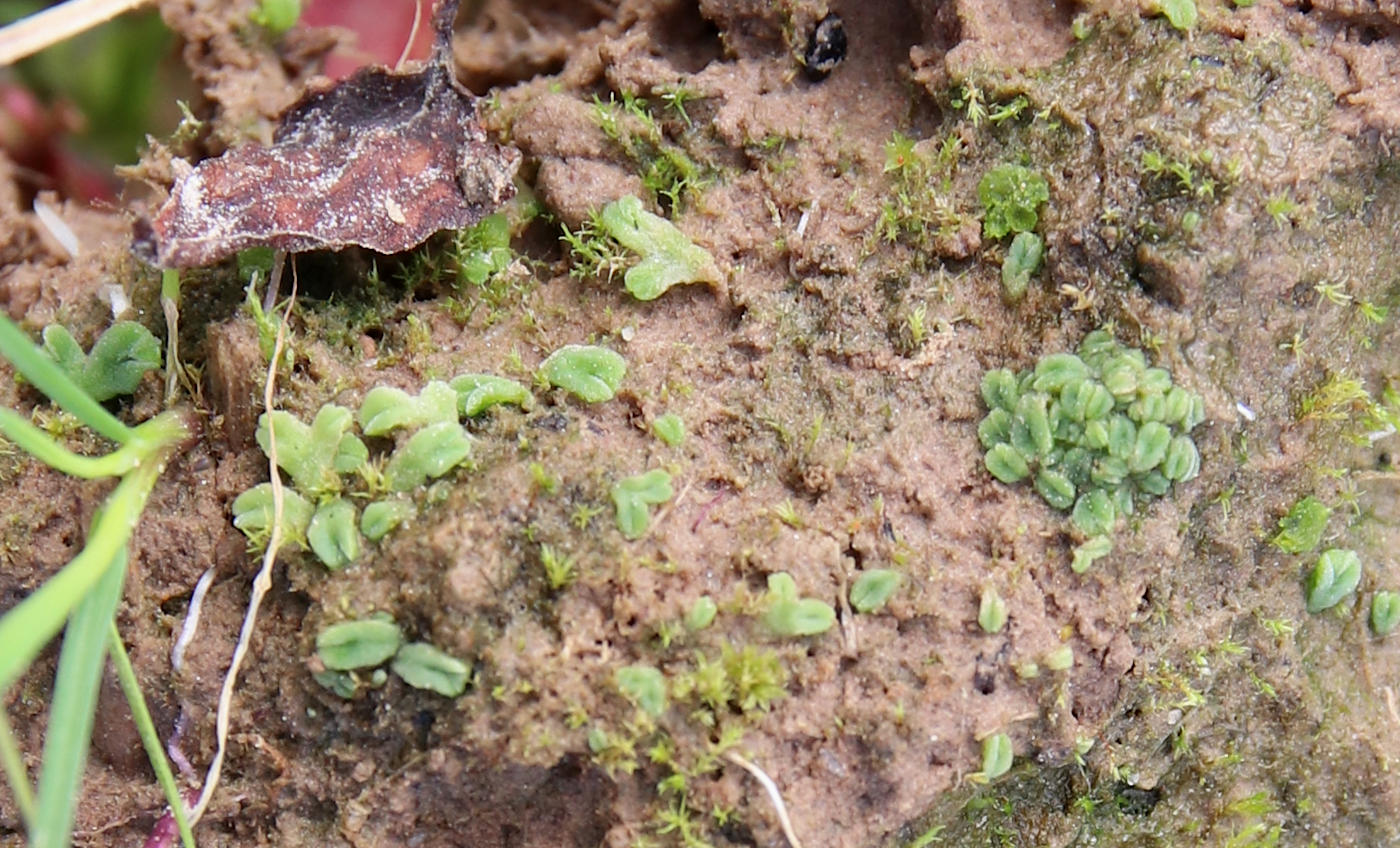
[383,421,472,492]
[538,344,627,403]
[358,381,458,436]
[1043,644,1074,671]
[391,642,470,697]
[360,499,415,541]
[652,413,686,447]
[978,164,1049,240]
[597,195,721,300]
[616,664,668,717]
[685,596,717,631]
[979,328,1205,570]
[451,213,513,287]
[763,572,836,636]
[978,585,1008,633]
[316,618,402,670]
[1157,0,1197,30]
[306,498,360,569]
[850,569,901,613]
[256,406,366,499]
[1371,591,1400,637]
[449,373,531,417]
[250,0,300,33]
[1000,231,1043,303]
[1272,496,1331,554]
[231,483,314,547]
[611,469,673,539]
[41,321,161,402]
[1304,549,1361,613]
[977,732,1014,781]
[1070,535,1113,573]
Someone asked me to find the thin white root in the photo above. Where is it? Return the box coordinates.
[395,0,425,70]
[725,751,804,848]
[170,567,215,672]
[188,258,296,826]
[32,198,79,258]
[0,0,153,66]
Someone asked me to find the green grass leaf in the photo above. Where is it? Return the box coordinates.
[31,549,126,848]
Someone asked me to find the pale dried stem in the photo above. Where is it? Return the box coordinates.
[188,256,296,827]
[725,751,805,848]
[0,0,153,66]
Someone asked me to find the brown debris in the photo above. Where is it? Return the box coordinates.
[147,0,519,268]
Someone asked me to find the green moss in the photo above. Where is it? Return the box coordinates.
[977,164,1048,240]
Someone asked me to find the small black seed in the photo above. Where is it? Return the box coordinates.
[803,13,847,81]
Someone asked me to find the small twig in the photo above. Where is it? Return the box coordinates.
[188,259,298,826]
[725,751,804,848]
[0,0,153,66]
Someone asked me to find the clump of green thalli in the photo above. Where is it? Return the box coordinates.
[978,328,1205,571]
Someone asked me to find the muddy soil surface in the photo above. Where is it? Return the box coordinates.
[2,0,1400,846]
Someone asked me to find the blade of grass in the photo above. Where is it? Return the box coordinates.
[0,707,36,828]
[31,548,126,848]
[0,408,143,478]
[0,313,132,445]
[0,458,162,695]
[108,622,195,848]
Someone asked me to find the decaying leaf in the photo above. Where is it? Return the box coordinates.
[148,0,519,269]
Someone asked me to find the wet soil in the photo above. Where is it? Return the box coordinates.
[2,0,1400,846]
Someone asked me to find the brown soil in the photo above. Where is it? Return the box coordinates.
[3,0,1400,846]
